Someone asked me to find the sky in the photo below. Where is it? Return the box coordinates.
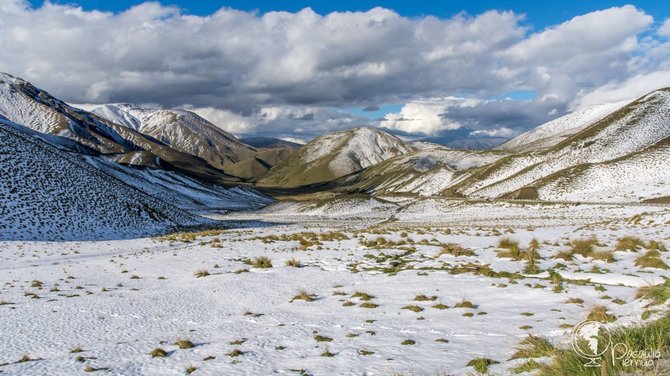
[4,1,670,143]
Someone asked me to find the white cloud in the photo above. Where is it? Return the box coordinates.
[659,19,670,36]
[0,1,668,138]
[571,70,670,110]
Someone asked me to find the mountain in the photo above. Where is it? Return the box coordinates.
[496,101,627,152]
[0,117,210,241]
[332,142,509,196]
[75,103,257,170]
[420,136,508,150]
[240,136,303,149]
[446,89,670,201]
[257,127,413,188]
[0,73,234,181]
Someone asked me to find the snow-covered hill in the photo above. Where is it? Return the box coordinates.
[0,73,231,181]
[497,101,627,152]
[335,143,509,196]
[454,89,670,201]
[76,103,257,169]
[259,127,413,187]
[0,118,209,241]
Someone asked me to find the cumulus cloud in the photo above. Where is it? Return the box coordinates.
[0,1,668,139]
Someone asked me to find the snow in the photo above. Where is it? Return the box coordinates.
[497,101,628,152]
[2,198,668,375]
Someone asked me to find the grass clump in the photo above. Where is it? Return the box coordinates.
[401,339,416,345]
[414,294,437,301]
[285,258,303,268]
[497,238,522,260]
[175,340,195,349]
[185,366,197,374]
[351,291,375,301]
[636,280,670,305]
[454,299,476,309]
[252,256,273,268]
[647,240,667,252]
[539,313,670,376]
[586,305,617,323]
[467,357,499,374]
[510,335,555,359]
[511,359,541,374]
[402,305,423,313]
[360,302,379,309]
[634,251,669,270]
[291,290,316,302]
[570,237,599,257]
[437,243,475,257]
[194,269,210,278]
[227,349,244,357]
[314,335,333,342]
[359,349,375,355]
[614,236,645,252]
[149,348,168,358]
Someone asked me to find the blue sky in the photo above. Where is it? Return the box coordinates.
[30,1,669,29]
[10,1,670,142]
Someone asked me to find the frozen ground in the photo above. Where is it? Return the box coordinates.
[1,199,669,375]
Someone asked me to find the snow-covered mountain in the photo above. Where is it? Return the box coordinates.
[496,101,628,152]
[258,127,413,187]
[333,143,509,196]
[0,73,233,181]
[75,103,257,169]
[449,89,670,201]
[0,118,209,241]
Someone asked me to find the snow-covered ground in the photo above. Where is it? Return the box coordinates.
[1,199,669,375]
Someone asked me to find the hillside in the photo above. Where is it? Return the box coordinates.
[258,127,412,187]
[496,101,627,152]
[76,103,258,170]
[0,73,233,181]
[452,88,670,201]
[0,118,208,241]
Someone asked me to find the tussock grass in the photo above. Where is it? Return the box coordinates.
[291,290,316,302]
[314,335,333,342]
[570,237,599,257]
[511,359,541,374]
[634,251,669,270]
[436,243,475,257]
[432,303,449,310]
[497,238,522,259]
[636,280,670,305]
[401,339,415,345]
[149,348,167,358]
[454,299,476,309]
[614,236,644,251]
[586,305,617,323]
[510,335,556,359]
[351,291,374,301]
[467,357,499,374]
[647,240,668,252]
[174,340,195,349]
[285,258,303,267]
[360,302,379,309]
[540,313,670,376]
[227,349,244,357]
[252,256,273,268]
[414,294,437,301]
[194,269,210,278]
[565,297,584,304]
[185,365,197,374]
[402,305,424,313]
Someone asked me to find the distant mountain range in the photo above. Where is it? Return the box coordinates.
[1,72,668,240]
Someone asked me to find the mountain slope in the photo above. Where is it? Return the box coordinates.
[0,73,233,181]
[240,136,303,149]
[76,103,257,170]
[496,101,627,152]
[451,88,670,201]
[332,143,509,196]
[257,127,413,188]
[0,118,209,241]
